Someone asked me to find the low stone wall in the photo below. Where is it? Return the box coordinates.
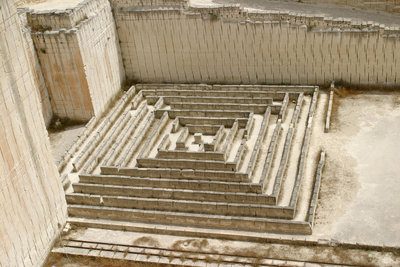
[105,167,250,182]
[116,109,155,167]
[72,87,135,172]
[204,125,224,151]
[325,84,335,133]
[103,101,148,166]
[308,149,326,227]
[67,192,294,219]
[68,205,311,234]
[246,108,271,178]
[79,173,263,193]
[260,120,282,191]
[289,88,319,209]
[187,124,223,135]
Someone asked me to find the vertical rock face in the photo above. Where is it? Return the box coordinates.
[18,10,53,126]
[28,0,125,121]
[0,1,67,266]
[112,2,400,85]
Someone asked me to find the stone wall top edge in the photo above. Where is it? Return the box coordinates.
[24,0,107,15]
[24,0,111,33]
[115,4,399,33]
[24,0,109,30]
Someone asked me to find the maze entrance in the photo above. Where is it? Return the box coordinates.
[65,84,324,237]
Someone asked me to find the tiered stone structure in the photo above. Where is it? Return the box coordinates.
[0,1,67,266]
[62,84,322,237]
[1,0,399,266]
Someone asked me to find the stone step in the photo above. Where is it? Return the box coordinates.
[213,85,315,94]
[146,95,275,105]
[79,174,262,193]
[68,205,312,234]
[186,124,222,135]
[136,158,238,171]
[141,89,291,99]
[100,167,250,182]
[71,183,275,204]
[154,109,254,118]
[156,149,226,161]
[66,193,294,219]
[177,116,249,127]
[136,84,315,94]
[169,103,272,114]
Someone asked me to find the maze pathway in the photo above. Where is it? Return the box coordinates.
[65,84,324,238]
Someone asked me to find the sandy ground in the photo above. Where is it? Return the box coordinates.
[312,92,400,247]
[192,0,400,27]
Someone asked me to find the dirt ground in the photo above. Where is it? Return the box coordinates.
[312,91,400,247]
[49,125,85,162]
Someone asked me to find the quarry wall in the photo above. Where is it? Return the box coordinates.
[18,11,53,126]
[0,1,67,266]
[115,6,400,85]
[31,30,94,121]
[26,0,125,121]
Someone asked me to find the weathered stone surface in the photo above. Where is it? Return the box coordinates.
[0,1,67,266]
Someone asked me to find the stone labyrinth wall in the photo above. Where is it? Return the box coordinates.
[66,84,325,235]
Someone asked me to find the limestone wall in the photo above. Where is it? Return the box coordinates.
[76,1,125,117]
[32,31,94,120]
[0,1,67,266]
[18,10,53,126]
[115,7,400,85]
[28,0,125,121]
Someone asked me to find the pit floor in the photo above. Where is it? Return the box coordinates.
[312,92,400,247]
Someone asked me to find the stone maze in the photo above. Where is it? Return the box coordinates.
[62,84,325,241]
